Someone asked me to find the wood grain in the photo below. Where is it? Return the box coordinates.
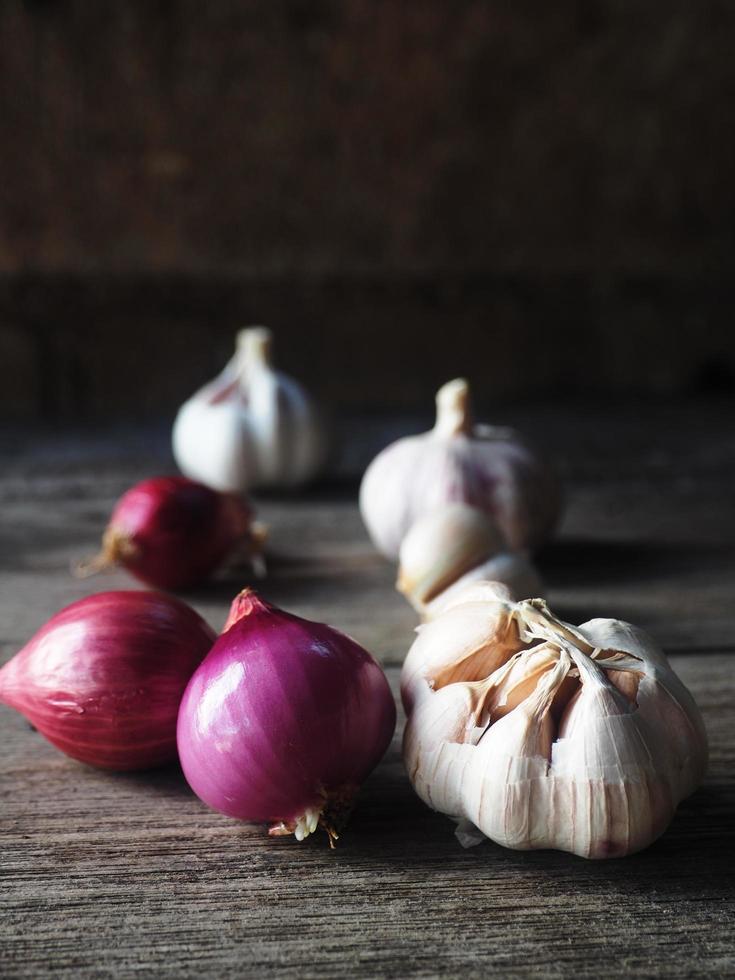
[1,409,734,977]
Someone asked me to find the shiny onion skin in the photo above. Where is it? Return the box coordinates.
[0,591,216,770]
[85,476,257,591]
[177,589,396,844]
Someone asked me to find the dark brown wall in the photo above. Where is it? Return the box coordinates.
[1,1,734,420]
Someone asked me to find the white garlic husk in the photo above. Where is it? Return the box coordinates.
[396,503,544,613]
[359,378,561,560]
[402,591,707,859]
[173,327,329,492]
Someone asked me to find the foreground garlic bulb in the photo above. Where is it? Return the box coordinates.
[360,378,561,560]
[397,504,544,613]
[173,327,328,492]
[402,591,707,859]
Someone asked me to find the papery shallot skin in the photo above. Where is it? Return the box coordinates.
[360,379,561,560]
[103,476,254,591]
[177,591,396,835]
[401,592,708,859]
[0,591,216,770]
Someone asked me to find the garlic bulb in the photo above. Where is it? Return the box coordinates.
[397,503,544,612]
[402,591,707,859]
[173,327,329,492]
[360,378,561,560]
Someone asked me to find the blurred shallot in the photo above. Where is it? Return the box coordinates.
[77,476,265,591]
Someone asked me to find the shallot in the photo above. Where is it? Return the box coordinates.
[177,589,396,845]
[78,475,263,591]
[0,591,216,770]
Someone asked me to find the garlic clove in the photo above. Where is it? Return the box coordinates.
[397,504,507,610]
[483,643,561,721]
[404,682,486,818]
[400,598,524,713]
[576,618,708,800]
[551,652,676,858]
[460,655,567,851]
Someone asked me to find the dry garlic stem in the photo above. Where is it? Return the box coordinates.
[401,589,707,859]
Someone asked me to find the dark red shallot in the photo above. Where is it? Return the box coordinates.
[177,589,396,845]
[78,475,263,591]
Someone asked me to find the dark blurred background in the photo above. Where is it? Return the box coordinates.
[1,0,734,424]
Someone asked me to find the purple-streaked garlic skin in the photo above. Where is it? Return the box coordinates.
[401,593,707,859]
[360,379,561,561]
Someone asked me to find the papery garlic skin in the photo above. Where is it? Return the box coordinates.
[402,593,707,859]
[360,378,561,560]
[173,327,329,492]
[576,618,708,802]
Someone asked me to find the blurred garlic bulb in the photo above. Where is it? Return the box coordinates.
[402,593,707,859]
[173,327,328,492]
[360,378,561,560]
[396,504,544,613]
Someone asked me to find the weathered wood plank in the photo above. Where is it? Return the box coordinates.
[1,408,735,977]
[1,655,733,979]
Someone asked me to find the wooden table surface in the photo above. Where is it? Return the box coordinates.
[1,402,734,978]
